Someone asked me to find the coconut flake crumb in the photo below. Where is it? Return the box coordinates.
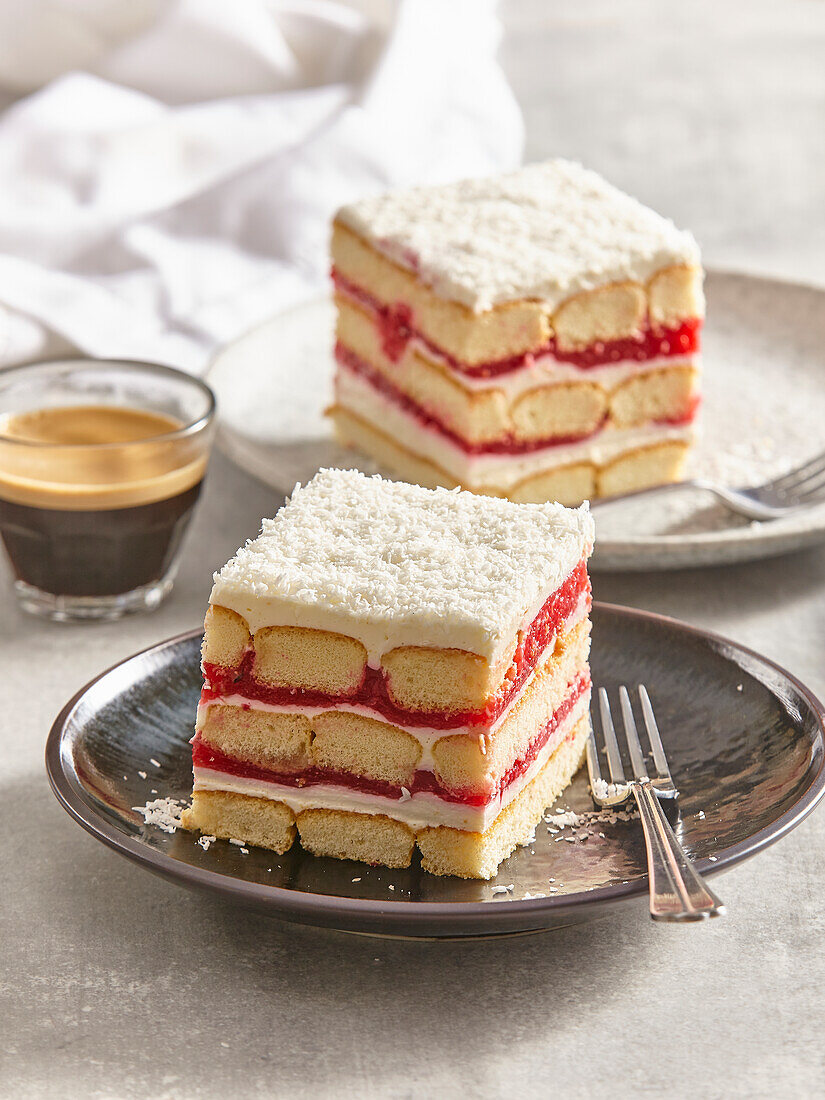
[133,798,186,833]
[198,835,217,851]
[229,838,246,847]
[491,884,515,896]
[736,684,743,692]
[399,787,411,802]
[590,777,625,801]
[697,810,706,819]
[352,877,362,883]
[149,758,161,768]
[544,810,582,827]
[709,855,718,862]
[138,770,147,779]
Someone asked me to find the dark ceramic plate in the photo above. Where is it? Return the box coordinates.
[47,603,825,938]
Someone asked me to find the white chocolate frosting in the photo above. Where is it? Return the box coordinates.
[210,468,593,663]
[336,159,700,313]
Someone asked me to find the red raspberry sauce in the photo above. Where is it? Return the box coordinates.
[332,268,701,377]
[193,673,590,808]
[202,561,590,730]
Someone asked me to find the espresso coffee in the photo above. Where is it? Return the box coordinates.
[0,405,207,597]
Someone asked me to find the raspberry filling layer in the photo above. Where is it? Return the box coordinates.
[336,343,698,453]
[194,673,590,808]
[332,268,702,378]
[203,561,590,730]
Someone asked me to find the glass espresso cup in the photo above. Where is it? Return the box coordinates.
[0,359,216,621]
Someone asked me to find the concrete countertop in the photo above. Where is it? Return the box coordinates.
[3,2,825,1096]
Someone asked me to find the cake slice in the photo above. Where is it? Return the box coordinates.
[328,159,703,505]
[181,468,594,879]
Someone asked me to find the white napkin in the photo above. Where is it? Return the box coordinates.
[0,0,522,372]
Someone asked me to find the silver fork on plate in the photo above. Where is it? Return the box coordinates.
[591,448,825,521]
[588,684,725,922]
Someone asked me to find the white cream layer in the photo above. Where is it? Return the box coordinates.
[199,592,590,772]
[335,363,695,490]
[193,690,590,832]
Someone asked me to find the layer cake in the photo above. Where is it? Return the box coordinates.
[181,468,594,879]
[328,160,703,505]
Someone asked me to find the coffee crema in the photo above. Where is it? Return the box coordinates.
[0,405,205,510]
[0,405,207,597]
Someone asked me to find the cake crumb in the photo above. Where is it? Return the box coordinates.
[133,798,186,834]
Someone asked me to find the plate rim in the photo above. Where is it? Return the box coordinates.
[205,271,825,570]
[46,601,825,935]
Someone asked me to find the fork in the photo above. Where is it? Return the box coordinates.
[588,684,725,922]
[591,448,825,521]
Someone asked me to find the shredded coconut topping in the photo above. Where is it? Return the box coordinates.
[211,468,593,662]
[337,159,699,312]
[133,798,186,834]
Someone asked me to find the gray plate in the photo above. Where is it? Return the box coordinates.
[207,272,825,571]
[46,603,825,938]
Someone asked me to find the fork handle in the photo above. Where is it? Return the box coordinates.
[631,782,725,922]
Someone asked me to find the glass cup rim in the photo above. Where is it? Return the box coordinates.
[0,357,217,449]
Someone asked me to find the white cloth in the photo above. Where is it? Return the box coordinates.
[0,0,522,372]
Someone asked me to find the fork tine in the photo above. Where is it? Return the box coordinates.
[638,685,674,783]
[598,687,626,783]
[585,714,605,788]
[788,469,825,498]
[779,462,825,494]
[762,452,825,492]
[795,480,825,504]
[619,686,649,781]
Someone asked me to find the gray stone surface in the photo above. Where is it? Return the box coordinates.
[3,3,825,1097]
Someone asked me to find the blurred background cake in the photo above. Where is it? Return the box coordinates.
[330,160,703,505]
